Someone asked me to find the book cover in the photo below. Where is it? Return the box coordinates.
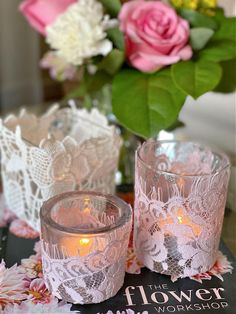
[74,242,236,314]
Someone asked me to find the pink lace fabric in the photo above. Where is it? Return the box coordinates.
[0,238,232,312]
[134,141,230,281]
[41,226,131,305]
[126,243,233,283]
[9,219,39,239]
[40,193,132,305]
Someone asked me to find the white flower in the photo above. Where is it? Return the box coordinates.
[46,0,114,66]
[40,51,77,81]
[0,261,27,310]
[4,298,74,314]
[20,255,42,279]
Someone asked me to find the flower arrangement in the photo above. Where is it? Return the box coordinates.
[20,0,236,138]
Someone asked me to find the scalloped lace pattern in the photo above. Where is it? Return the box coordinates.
[0,105,122,231]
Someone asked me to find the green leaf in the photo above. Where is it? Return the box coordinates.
[213,17,236,41]
[66,71,112,99]
[179,9,218,30]
[97,49,124,75]
[99,0,121,16]
[172,60,222,99]
[214,59,236,93]
[166,120,185,132]
[112,68,186,138]
[199,39,236,62]
[83,95,93,110]
[190,27,214,50]
[200,16,236,62]
[107,27,124,50]
[214,7,225,23]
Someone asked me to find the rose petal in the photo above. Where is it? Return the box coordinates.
[9,219,39,239]
[119,0,192,72]
[19,0,77,35]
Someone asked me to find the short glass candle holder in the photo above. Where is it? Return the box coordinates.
[40,191,132,304]
[134,140,230,280]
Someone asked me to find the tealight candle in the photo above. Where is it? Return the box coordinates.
[60,236,94,257]
[134,140,230,280]
[40,191,132,304]
[158,208,202,237]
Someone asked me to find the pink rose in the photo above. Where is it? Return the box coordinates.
[119,0,192,72]
[19,0,77,35]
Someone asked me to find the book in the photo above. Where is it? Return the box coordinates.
[1,230,235,314]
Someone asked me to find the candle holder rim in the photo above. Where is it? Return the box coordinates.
[19,132,116,149]
[1,104,117,148]
[136,139,231,178]
[40,190,132,235]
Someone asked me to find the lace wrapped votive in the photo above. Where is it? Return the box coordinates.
[40,191,132,304]
[0,104,122,231]
[134,140,230,280]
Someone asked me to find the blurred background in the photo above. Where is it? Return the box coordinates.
[0,1,234,108]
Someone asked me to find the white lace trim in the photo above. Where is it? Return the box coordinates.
[41,224,131,304]
[0,104,122,231]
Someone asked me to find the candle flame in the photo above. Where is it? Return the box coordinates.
[84,197,91,214]
[84,207,91,214]
[177,208,201,236]
[79,238,90,246]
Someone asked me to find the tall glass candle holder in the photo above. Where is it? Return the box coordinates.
[40,191,132,304]
[134,140,230,280]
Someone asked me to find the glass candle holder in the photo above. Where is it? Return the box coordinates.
[134,140,230,280]
[40,191,132,304]
[0,104,122,231]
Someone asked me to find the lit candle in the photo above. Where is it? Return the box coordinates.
[158,207,201,237]
[61,236,93,257]
[60,197,106,257]
[41,191,132,304]
[176,208,201,237]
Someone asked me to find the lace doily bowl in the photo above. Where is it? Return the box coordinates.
[40,191,132,304]
[134,139,231,280]
[0,104,122,231]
